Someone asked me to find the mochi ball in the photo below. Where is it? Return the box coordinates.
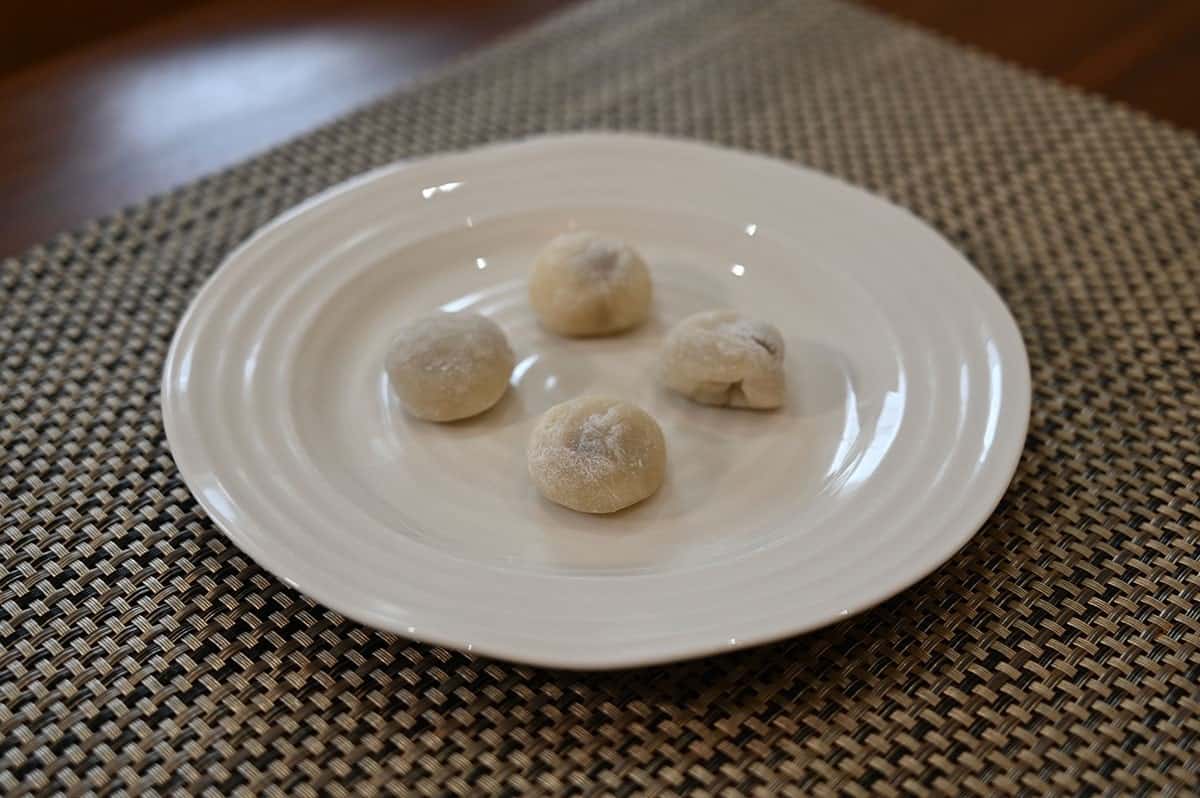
[659,310,785,409]
[386,312,515,422]
[527,396,667,513]
[529,232,651,336]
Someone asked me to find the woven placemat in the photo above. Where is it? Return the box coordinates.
[4,0,1200,794]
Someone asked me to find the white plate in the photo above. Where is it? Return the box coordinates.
[163,133,1030,669]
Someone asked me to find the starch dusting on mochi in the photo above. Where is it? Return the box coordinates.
[527,397,666,514]
[659,310,786,409]
[529,232,652,337]
[386,312,515,422]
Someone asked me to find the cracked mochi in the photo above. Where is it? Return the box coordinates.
[529,232,651,336]
[386,312,515,422]
[527,397,666,514]
[660,310,786,409]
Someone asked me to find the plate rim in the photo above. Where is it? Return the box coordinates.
[162,132,1032,669]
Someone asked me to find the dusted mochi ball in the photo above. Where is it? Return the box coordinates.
[660,310,786,409]
[386,312,515,422]
[527,397,667,514]
[529,232,651,336]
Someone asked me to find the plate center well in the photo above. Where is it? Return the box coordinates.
[290,207,904,573]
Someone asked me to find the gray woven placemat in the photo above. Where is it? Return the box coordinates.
[4,0,1200,794]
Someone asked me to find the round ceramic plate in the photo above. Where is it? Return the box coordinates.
[163,133,1030,669]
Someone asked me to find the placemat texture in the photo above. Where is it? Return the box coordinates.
[4,0,1200,794]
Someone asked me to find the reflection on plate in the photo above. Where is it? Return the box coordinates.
[162,134,1030,668]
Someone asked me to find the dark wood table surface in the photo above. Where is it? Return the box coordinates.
[2,0,1197,258]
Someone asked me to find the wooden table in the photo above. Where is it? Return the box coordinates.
[2,0,1196,257]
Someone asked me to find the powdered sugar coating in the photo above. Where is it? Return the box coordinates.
[660,310,786,409]
[527,397,667,514]
[529,232,652,336]
[386,312,515,422]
